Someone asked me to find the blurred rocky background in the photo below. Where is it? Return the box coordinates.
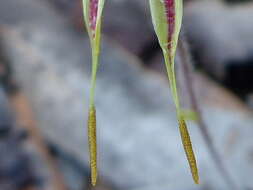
[0,0,253,190]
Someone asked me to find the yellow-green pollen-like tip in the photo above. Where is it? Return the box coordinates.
[88,106,97,186]
[91,173,97,186]
[179,119,199,184]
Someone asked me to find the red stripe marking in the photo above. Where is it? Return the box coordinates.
[164,0,175,51]
[89,0,99,37]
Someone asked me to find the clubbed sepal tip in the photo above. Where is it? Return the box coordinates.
[179,119,199,184]
[88,106,97,186]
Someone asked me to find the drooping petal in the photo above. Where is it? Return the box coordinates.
[149,0,199,184]
[82,0,105,186]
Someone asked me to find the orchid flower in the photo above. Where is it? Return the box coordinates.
[82,0,105,186]
[149,0,199,184]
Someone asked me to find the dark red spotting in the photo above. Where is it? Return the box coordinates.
[164,0,175,51]
[89,0,99,37]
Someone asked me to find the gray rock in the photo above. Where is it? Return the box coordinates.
[184,1,253,94]
[0,88,44,189]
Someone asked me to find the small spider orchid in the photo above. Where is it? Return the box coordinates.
[149,0,199,184]
[82,0,105,186]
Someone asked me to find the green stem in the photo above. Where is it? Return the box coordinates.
[163,51,181,116]
[89,45,100,107]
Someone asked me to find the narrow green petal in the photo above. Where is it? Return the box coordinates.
[82,0,91,38]
[149,0,168,51]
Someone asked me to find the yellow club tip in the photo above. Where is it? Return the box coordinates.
[91,179,97,186]
[178,119,200,185]
[88,105,97,187]
[91,165,97,186]
[193,175,199,184]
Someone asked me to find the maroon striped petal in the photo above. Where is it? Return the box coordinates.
[164,0,176,50]
[89,0,99,36]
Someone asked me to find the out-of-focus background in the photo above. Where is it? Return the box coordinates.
[0,0,253,189]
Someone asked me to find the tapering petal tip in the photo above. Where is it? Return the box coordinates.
[193,174,199,185]
[91,176,97,186]
[179,119,199,185]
